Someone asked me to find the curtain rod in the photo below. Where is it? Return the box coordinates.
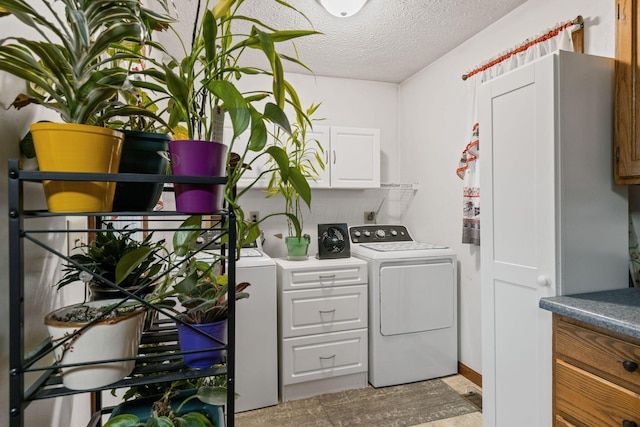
[461,15,584,81]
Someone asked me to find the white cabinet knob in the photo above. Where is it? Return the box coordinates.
[536,275,551,287]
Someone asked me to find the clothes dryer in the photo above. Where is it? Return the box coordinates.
[349,225,458,387]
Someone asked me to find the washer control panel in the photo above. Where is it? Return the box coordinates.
[349,225,413,244]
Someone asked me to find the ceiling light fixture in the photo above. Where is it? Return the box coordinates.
[317,0,368,18]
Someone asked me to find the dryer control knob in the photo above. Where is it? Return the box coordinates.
[354,231,361,237]
[363,231,371,237]
[390,230,398,236]
[375,229,386,238]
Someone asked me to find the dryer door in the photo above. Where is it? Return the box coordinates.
[379,261,454,336]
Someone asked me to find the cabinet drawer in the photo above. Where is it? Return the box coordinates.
[555,319,640,390]
[278,261,367,291]
[556,359,640,426]
[281,329,367,385]
[554,415,577,427]
[281,285,367,338]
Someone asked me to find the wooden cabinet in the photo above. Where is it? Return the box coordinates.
[553,315,640,426]
[479,50,628,427]
[615,0,640,183]
[275,257,368,402]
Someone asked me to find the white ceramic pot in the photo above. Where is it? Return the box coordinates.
[44,300,145,390]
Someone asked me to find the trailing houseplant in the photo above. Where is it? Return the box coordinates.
[265,102,325,259]
[0,0,172,212]
[167,215,250,368]
[57,223,168,301]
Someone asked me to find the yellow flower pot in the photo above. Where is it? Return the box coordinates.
[31,123,124,212]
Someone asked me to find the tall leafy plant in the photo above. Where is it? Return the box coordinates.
[143,0,320,252]
[265,102,325,239]
[0,0,172,125]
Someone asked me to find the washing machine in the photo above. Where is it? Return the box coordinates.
[233,245,279,412]
[196,239,278,413]
[349,225,458,388]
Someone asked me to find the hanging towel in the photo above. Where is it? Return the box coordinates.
[458,123,480,245]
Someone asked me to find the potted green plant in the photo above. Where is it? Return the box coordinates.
[0,0,171,212]
[44,299,146,390]
[106,384,226,427]
[140,0,318,223]
[167,215,250,369]
[265,103,325,259]
[105,41,174,212]
[57,223,168,301]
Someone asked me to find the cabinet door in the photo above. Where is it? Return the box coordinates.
[223,125,272,188]
[479,54,557,427]
[329,127,380,188]
[307,125,331,188]
[615,0,640,183]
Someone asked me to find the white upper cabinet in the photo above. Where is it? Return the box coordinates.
[227,124,380,190]
[307,126,380,189]
[330,127,380,188]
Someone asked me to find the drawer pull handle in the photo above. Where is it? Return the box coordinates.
[319,354,336,360]
[319,309,336,314]
[622,421,637,427]
[319,274,336,280]
[622,360,638,373]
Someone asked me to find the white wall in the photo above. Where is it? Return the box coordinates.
[235,73,401,259]
[398,0,616,374]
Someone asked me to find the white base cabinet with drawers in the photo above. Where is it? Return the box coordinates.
[275,257,369,402]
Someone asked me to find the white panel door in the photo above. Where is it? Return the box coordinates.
[330,127,380,188]
[480,54,556,427]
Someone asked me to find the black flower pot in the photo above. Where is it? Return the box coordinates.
[113,130,170,211]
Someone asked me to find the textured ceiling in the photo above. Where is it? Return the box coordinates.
[162,0,527,84]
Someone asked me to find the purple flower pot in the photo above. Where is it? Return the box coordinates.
[169,140,227,214]
[175,319,227,369]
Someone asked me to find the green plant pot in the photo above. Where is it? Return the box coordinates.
[112,130,170,212]
[286,236,310,261]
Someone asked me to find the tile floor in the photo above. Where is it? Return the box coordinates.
[235,375,482,427]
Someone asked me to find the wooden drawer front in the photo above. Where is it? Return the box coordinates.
[556,320,640,390]
[281,329,367,385]
[281,285,367,338]
[554,415,577,427]
[556,359,640,426]
[279,264,367,291]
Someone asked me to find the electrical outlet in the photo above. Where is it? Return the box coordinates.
[250,211,259,223]
[364,211,376,224]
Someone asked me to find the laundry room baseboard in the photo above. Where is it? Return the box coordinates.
[458,362,482,388]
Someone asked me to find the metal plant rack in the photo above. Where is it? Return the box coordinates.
[7,159,237,427]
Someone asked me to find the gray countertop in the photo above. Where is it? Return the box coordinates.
[539,287,640,339]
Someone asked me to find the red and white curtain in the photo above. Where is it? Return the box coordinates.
[457,22,575,245]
